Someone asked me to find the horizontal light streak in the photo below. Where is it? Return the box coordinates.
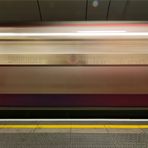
[0,32,148,37]
[78,30,127,33]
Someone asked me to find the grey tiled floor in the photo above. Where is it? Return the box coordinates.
[0,121,147,147]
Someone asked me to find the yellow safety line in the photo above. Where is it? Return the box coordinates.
[0,125,147,129]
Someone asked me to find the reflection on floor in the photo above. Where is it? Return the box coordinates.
[0,121,148,148]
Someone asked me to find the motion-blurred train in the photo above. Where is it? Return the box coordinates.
[0,0,148,118]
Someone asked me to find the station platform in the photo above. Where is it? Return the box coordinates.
[0,22,148,147]
[0,119,148,148]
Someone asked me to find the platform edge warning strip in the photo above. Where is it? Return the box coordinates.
[0,125,148,128]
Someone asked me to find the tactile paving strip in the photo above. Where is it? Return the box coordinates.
[0,133,147,148]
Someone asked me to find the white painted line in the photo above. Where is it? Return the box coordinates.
[0,119,147,122]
